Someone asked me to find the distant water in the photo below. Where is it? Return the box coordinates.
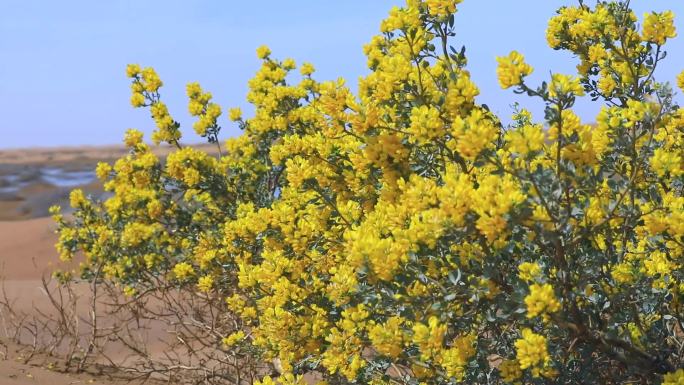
[41,168,96,187]
[0,167,96,194]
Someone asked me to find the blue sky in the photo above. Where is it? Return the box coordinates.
[1,1,684,149]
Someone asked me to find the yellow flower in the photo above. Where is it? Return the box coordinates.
[515,328,550,372]
[588,45,608,63]
[496,51,533,89]
[185,82,222,137]
[611,262,635,285]
[141,67,163,92]
[123,128,144,148]
[664,369,684,385]
[368,317,405,358]
[652,148,683,178]
[408,105,444,143]
[438,334,476,381]
[121,222,158,247]
[425,0,462,17]
[229,107,243,122]
[412,316,446,360]
[95,162,112,181]
[548,73,584,98]
[130,92,145,107]
[147,100,181,144]
[642,11,676,45]
[123,286,137,297]
[222,330,245,347]
[126,63,141,78]
[525,284,561,319]
[282,58,296,70]
[642,250,677,279]
[69,189,86,209]
[518,262,542,282]
[256,45,271,59]
[506,124,545,156]
[197,275,214,292]
[173,262,195,281]
[48,205,61,220]
[380,4,421,32]
[598,72,617,95]
[300,62,315,76]
[499,359,522,383]
[677,70,684,92]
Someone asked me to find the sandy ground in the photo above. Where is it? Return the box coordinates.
[0,218,170,385]
[0,347,131,385]
[0,217,61,279]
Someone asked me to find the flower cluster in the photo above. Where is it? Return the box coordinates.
[186,82,222,138]
[525,283,561,319]
[515,329,554,378]
[642,11,677,45]
[496,51,533,89]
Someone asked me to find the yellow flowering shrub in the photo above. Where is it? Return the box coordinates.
[53,0,684,384]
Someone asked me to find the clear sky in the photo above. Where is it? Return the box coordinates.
[2,1,684,149]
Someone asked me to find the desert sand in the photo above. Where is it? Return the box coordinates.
[0,358,109,385]
[0,217,61,279]
[0,218,165,385]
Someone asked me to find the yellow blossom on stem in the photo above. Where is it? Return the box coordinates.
[412,316,446,360]
[141,67,163,92]
[126,63,141,78]
[496,51,533,89]
[197,275,214,292]
[499,359,523,383]
[518,262,542,282]
[222,330,245,347]
[368,317,405,358]
[525,283,561,319]
[642,11,676,45]
[677,70,684,92]
[548,73,584,98]
[300,62,315,76]
[664,369,684,385]
[256,45,271,59]
[95,162,112,181]
[173,262,195,281]
[69,189,86,209]
[515,328,550,373]
[437,333,476,381]
[425,0,462,17]
[229,107,242,122]
[123,128,144,148]
[130,92,145,107]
